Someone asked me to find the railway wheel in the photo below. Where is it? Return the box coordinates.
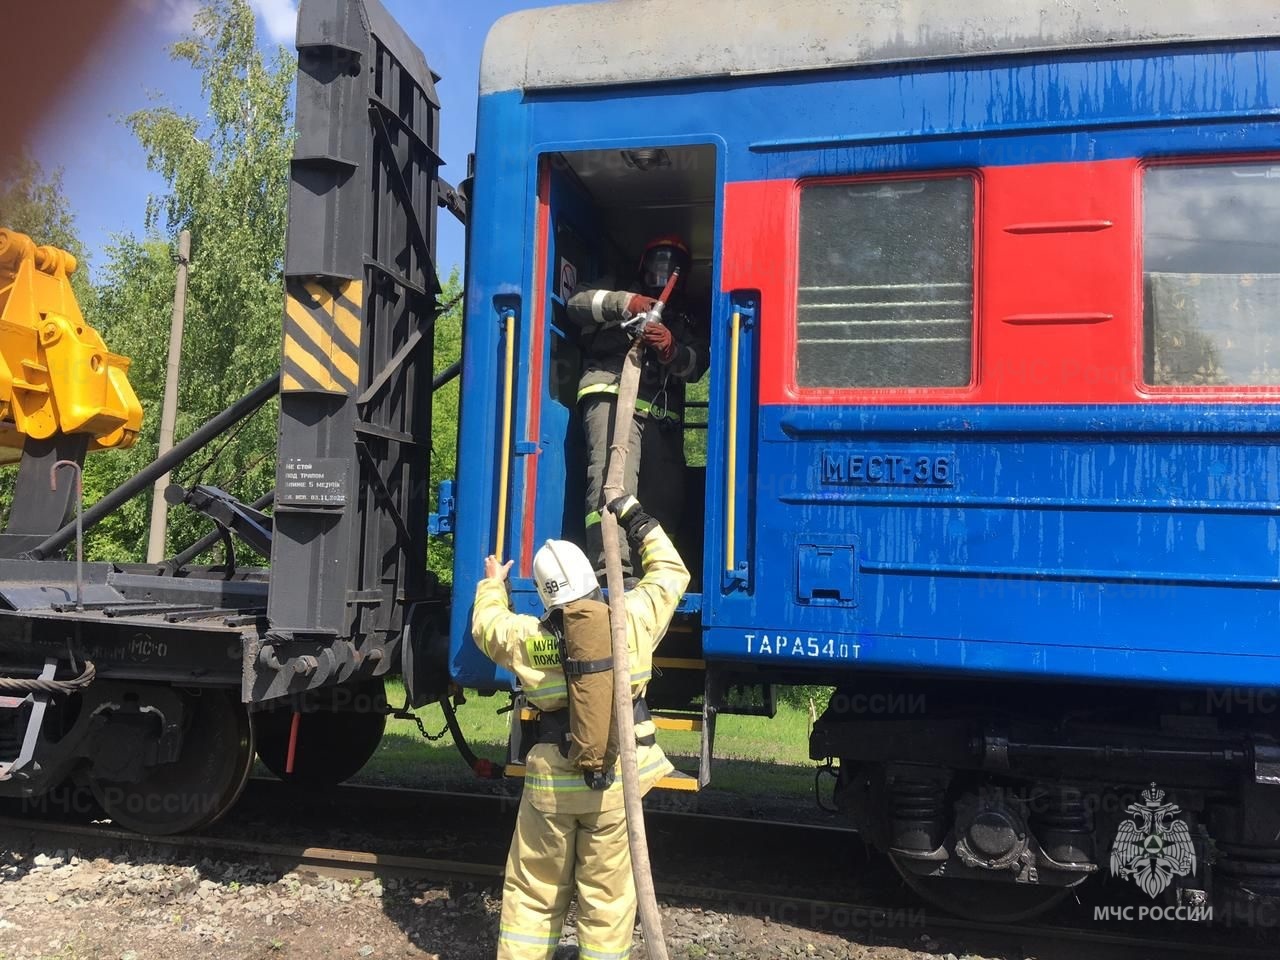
[254,678,387,786]
[89,687,254,835]
[891,858,1069,922]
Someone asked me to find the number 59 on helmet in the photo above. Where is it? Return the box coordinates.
[533,539,598,610]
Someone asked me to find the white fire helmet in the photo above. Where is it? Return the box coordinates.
[532,539,597,610]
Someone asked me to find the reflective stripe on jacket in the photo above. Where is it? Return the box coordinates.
[576,382,680,420]
[472,525,690,814]
[564,285,709,414]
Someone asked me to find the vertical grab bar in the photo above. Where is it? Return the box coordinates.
[495,309,516,558]
[724,310,741,575]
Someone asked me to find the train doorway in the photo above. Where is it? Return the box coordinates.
[529,144,718,592]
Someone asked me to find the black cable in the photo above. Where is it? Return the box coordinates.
[207,451,272,498]
[178,396,270,489]
[440,694,503,780]
[814,758,840,814]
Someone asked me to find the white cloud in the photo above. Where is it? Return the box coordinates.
[130,0,200,34]
[249,0,299,45]
[131,0,298,44]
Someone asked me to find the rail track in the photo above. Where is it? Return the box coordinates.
[2,778,1276,958]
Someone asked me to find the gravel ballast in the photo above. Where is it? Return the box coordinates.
[0,842,1001,960]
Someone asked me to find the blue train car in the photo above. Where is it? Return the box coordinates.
[446,0,1280,918]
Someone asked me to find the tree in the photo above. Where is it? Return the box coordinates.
[83,237,188,559]
[427,270,464,586]
[0,152,96,313]
[87,0,295,561]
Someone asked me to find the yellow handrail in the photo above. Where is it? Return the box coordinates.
[725,310,741,574]
[495,311,516,558]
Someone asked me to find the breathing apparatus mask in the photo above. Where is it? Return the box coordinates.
[638,237,690,297]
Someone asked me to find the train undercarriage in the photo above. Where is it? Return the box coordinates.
[812,675,1280,921]
[0,556,406,833]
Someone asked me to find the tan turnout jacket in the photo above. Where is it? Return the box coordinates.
[472,525,690,814]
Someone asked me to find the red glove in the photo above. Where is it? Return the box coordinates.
[641,321,676,363]
[625,294,658,318]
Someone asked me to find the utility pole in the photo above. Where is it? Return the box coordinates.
[146,229,191,564]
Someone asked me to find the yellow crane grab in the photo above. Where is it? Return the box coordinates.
[0,228,142,463]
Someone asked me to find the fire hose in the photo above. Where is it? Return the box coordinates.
[599,269,682,960]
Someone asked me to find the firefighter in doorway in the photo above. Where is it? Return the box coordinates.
[565,235,709,580]
[472,495,690,960]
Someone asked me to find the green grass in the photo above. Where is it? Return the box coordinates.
[359,680,827,802]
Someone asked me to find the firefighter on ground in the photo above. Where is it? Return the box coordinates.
[565,236,709,580]
[472,495,690,960]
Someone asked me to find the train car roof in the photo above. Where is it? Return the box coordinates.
[480,0,1280,95]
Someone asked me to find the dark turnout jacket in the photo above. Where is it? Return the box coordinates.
[565,285,709,419]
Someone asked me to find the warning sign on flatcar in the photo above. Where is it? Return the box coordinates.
[820,451,954,487]
[278,457,348,505]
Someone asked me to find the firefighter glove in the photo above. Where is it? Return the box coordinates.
[641,321,677,362]
[625,294,658,319]
[606,495,659,543]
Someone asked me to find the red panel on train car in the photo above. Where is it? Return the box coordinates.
[521,161,553,575]
[722,178,798,403]
[733,162,1146,405]
[981,159,1139,403]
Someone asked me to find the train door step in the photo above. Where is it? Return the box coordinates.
[653,667,718,789]
[0,658,56,782]
[656,769,701,791]
[654,706,718,794]
[651,711,702,733]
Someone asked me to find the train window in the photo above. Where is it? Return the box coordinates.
[796,175,975,389]
[1144,161,1280,387]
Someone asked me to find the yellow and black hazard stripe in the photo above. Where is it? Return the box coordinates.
[281,279,363,394]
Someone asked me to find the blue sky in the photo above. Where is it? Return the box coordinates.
[31,0,586,283]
